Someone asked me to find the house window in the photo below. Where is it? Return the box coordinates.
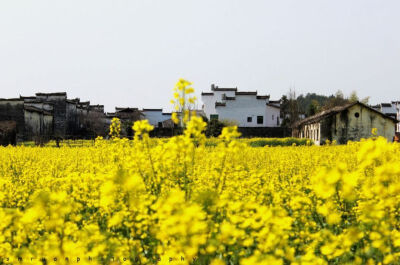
[272,115,274,120]
[247,116,252,123]
[158,122,162,128]
[355,112,360,118]
[257,116,263,124]
[210,114,218,120]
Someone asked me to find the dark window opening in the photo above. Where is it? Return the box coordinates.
[257,116,263,124]
[355,112,360,118]
[158,122,162,128]
[247,116,252,122]
[210,114,219,120]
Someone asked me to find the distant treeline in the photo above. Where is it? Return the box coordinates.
[280,90,369,128]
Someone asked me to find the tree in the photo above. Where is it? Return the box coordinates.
[280,89,300,128]
[361,96,370,104]
[288,88,300,127]
[280,95,290,127]
[323,90,349,110]
[297,93,330,115]
[205,119,224,137]
[307,100,320,117]
[349,91,359,102]
[84,111,109,138]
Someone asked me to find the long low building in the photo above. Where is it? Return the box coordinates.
[0,92,108,144]
[293,101,398,145]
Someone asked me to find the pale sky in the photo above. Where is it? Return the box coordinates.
[0,0,399,112]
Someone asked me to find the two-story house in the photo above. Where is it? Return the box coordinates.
[201,84,281,127]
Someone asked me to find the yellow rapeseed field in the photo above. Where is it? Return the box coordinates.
[1,80,400,265]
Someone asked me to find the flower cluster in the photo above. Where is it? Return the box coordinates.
[109,117,121,138]
[0,81,399,265]
[170,78,197,127]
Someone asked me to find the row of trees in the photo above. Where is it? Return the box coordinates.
[280,90,370,128]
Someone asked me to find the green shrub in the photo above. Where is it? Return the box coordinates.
[246,137,311,147]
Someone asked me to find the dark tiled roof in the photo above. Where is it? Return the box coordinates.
[211,84,237,92]
[381,103,392,107]
[269,100,280,104]
[267,103,280,109]
[215,102,226,107]
[24,100,55,105]
[256,95,270,99]
[24,106,53,115]
[36,92,67,96]
[66,99,79,104]
[115,107,138,111]
[201,92,214,96]
[213,87,237,91]
[0,98,24,101]
[143,108,162,111]
[235,91,257,96]
[19,96,36,99]
[116,109,139,113]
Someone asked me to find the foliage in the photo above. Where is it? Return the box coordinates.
[246,137,311,147]
[170,78,197,128]
[297,93,331,117]
[205,119,224,137]
[1,81,399,265]
[2,126,400,265]
[109,117,121,138]
[295,90,371,119]
[280,90,300,127]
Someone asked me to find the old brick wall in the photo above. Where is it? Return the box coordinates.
[66,101,79,137]
[36,94,67,137]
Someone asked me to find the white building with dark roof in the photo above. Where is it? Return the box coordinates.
[372,102,400,132]
[201,84,281,127]
[142,109,172,128]
[393,101,400,133]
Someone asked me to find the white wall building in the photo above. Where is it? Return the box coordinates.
[201,84,281,127]
[392,101,400,133]
[372,102,400,132]
[142,109,172,128]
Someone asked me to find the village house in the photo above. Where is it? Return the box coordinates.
[372,101,400,133]
[140,109,205,129]
[24,105,53,140]
[201,84,281,127]
[141,109,172,128]
[0,92,108,144]
[293,101,398,145]
[107,107,144,137]
[393,101,400,133]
